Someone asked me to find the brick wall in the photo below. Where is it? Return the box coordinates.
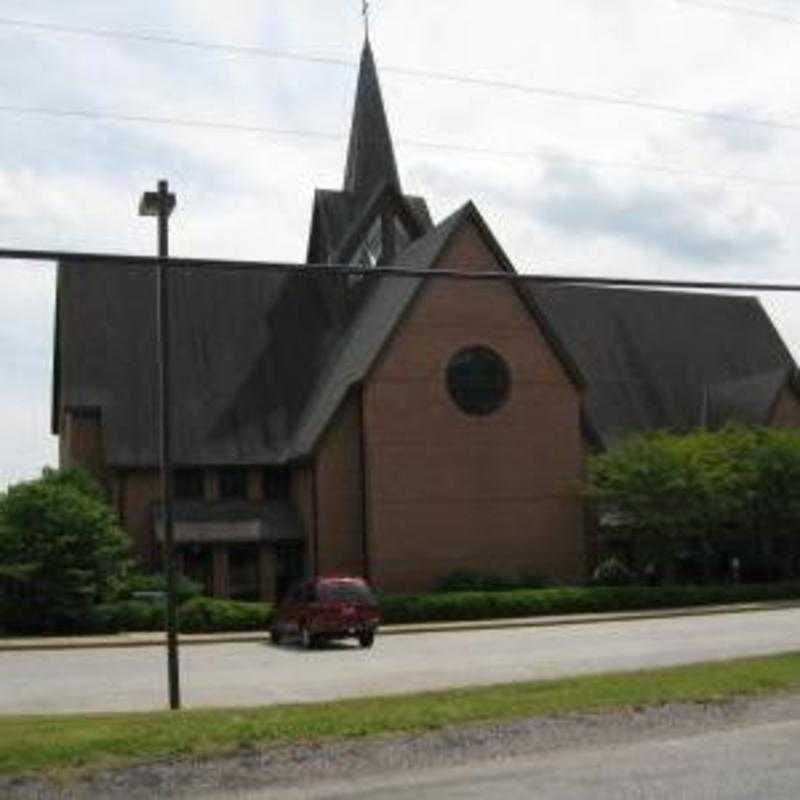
[314,391,365,576]
[290,464,315,574]
[59,410,105,486]
[362,219,585,594]
[769,384,800,428]
[119,470,162,568]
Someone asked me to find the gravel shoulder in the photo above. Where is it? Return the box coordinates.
[4,691,799,799]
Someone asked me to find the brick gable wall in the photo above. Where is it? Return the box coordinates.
[361,220,586,593]
[769,384,800,428]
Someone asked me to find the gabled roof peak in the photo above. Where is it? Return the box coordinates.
[343,39,401,201]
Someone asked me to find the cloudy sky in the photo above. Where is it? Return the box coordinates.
[2,0,800,489]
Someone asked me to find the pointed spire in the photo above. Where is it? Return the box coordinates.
[362,1,370,41]
[343,39,401,200]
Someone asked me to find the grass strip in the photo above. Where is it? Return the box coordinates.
[2,651,800,777]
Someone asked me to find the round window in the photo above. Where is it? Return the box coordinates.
[446,346,511,416]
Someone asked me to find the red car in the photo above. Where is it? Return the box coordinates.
[270,576,380,649]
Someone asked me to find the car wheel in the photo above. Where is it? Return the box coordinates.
[270,628,282,646]
[300,625,316,650]
[358,630,375,648]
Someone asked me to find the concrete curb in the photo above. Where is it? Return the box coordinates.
[2,600,799,652]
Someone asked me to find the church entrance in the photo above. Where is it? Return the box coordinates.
[178,543,214,596]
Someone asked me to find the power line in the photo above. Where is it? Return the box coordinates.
[1,15,798,134]
[673,0,800,25]
[3,244,800,293]
[0,103,798,188]
[382,69,799,135]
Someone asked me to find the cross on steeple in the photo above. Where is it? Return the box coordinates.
[362,1,370,40]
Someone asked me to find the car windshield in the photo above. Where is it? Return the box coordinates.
[318,582,375,604]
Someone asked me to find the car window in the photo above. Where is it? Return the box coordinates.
[319,582,375,604]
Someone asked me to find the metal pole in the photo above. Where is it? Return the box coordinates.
[155,179,180,710]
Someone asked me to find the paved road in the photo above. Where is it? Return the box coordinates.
[252,717,800,800]
[2,607,800,714]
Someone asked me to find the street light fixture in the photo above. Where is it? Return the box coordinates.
[139,179,180,710]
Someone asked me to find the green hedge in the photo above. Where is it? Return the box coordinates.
[89,601,166,633]
[178,597,272,633]
[379,582,800,625]
[122,572,203,604]
[6,581,800,637]
[82,598,273,635]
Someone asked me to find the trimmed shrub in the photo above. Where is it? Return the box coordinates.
[81,598,273,635]
[123,572,203,604]
[379,582,800,625]
[177,597,273,633]
[88,600,165,633]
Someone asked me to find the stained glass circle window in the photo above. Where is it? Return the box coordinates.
[446,346,511,416]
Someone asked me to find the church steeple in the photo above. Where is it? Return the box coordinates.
[343,39,401,201]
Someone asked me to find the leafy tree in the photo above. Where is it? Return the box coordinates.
[0,468,132,633]
[745,430,800,578]
[586,425,800,582]
[586,431,701,578]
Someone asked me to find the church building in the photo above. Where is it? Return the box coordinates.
[52,40,800,600]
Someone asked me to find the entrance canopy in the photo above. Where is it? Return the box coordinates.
[155,500,304,544]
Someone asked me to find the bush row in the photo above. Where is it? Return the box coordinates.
[7,581,800,636]
[379,581,800,625]
[85,597,273,635]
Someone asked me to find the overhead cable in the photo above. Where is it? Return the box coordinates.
[673,0,800,25]
[1,15,798,133]
[2,246,800,294]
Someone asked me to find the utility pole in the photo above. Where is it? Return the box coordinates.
[139,179,180,710]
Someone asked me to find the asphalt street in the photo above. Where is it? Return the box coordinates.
[2,606,800,714]
[246,717,800,800]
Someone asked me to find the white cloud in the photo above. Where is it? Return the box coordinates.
[0,398,56,489]
[533,163,783,265]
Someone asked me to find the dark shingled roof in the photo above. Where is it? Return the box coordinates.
[705,369,790,429]
[54,228,799,467]
[55,260,368,466]
[529,284,798,447]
